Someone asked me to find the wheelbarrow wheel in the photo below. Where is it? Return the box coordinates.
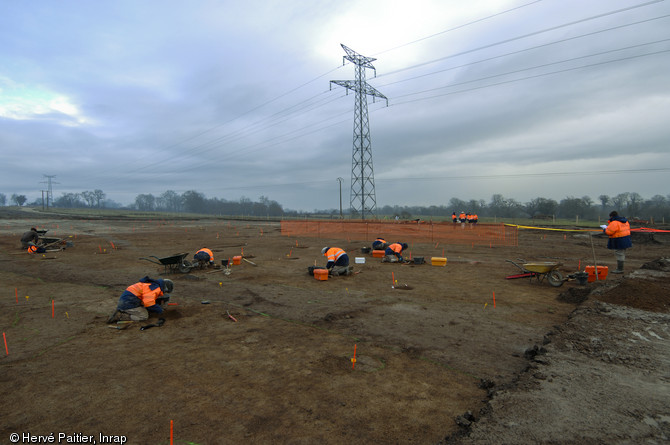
[547,270,564,287]
[179,260,193,273]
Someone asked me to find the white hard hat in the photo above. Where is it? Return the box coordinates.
[321,247,329,254]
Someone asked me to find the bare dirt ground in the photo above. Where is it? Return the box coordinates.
[0,209,668,445]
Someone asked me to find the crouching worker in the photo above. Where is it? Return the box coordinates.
[194,247,215,266]
[107,277,173,323]
[21,227,40,249]
[321,246,353,276]
[372,237,387,251]
[383,242,408,263]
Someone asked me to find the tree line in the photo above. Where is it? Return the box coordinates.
[2,190,669,222]
[372,192,670,222]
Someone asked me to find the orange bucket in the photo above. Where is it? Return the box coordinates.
[232,255,242,265]
[314,269,328,281]
[585,265,608,282]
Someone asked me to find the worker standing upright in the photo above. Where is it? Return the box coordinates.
[603,211,632,274]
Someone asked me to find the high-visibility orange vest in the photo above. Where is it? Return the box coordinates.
[388,243,403,253]
[126,282,164,307]
[605,220,630,238]
[196,248,214,261]
[325,247,346,263]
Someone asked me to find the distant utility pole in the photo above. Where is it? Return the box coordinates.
[41,175,58,209]
[330,44,387,220]
[336,177,344,219]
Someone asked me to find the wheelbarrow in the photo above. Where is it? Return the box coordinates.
[139,253,192,274]
[505,258,564,287]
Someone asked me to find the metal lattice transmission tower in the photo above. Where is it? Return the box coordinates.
[330,44,387,220]
[41,175,58,209]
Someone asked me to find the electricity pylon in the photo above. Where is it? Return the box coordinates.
[330,44,387,220]
[41,175,58,209]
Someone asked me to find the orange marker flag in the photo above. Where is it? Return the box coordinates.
[52,300,55,318]
[3,332,8,355]
[493,291,496,308]
[351,344,357,369]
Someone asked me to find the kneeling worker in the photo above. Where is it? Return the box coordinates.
[21,227,40,249]
[383,242,408,263]
[107,276,173,323]
[194,247,215,266]
[372,237,387,250]
[321,246,352,276]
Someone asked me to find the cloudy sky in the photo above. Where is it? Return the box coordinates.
[2,0,669,211]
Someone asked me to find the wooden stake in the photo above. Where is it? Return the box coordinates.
[351,344,357,369]
[3,332,8,355]
[493,291,496,308]
[52,300,54,318]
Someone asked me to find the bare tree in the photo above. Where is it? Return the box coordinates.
[11,194,27,206]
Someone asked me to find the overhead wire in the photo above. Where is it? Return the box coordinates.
[74,0,669,199]
[375,14,670,89]
[379,0,665,78]
[161,7,669,180]
[388,43,670,105]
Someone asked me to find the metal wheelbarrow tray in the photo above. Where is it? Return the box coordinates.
[139,253,192,274]
[505,259,564,287]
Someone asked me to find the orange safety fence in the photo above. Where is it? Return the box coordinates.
[281,220,518,247]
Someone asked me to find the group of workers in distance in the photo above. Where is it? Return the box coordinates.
[452,211,478,224]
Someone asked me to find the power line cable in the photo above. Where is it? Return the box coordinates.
[376,15,670,88]
[388,48,670,106]
[379,0,665,78]
[372,0,545,56]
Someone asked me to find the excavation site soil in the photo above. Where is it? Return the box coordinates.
[1,209,668,444]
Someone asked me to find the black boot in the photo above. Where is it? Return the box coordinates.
[611,260,624,274]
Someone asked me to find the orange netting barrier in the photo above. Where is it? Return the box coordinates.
[281,220,518,247]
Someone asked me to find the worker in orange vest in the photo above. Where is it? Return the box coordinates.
[472,213,478,224]
[107,276,174,322]
[372,237,387,250]
[458,211,466,223]
[321,246,352,276]
[451,212,457,223]
[603,211,632,274]
[27,245,47,254]
[194,247,215,266]
[383,242,408,263]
